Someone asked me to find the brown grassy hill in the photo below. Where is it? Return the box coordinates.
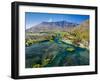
[71,20,89,41]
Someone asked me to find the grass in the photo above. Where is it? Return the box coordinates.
[66,47,75,52]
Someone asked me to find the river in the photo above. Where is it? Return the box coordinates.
[25,40,89,68]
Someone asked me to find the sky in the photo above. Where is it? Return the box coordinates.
[25,12,89,29]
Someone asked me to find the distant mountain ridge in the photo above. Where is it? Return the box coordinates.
[41,21,79,28]
[26,20,79,33]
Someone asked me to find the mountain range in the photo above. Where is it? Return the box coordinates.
[26,21,79,33]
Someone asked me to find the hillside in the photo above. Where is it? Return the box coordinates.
[26,21,79,33]
[68,20,89,48]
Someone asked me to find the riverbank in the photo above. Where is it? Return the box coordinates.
[62,39,89,50]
